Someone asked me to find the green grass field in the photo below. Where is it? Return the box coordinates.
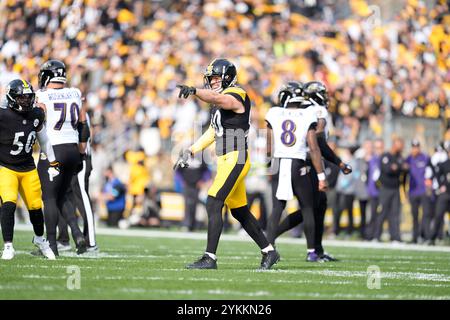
[1,229,449,300]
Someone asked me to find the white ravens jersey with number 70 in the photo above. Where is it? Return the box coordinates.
[265,106,318,160]
[36,87,82,146]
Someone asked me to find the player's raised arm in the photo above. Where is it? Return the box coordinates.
[177,59,244,113]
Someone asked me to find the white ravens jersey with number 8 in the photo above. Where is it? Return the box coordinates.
[265,106,318,160]
[36,87,82,146]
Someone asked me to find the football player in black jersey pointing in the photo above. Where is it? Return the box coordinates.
[176,59,279,270]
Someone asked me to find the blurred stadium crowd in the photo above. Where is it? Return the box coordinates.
[0,0,449,241]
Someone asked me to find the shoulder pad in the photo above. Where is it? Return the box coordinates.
[223,86,246,100]
[33,107,46,122]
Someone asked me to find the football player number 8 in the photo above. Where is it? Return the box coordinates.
[54,102,80,130]
[281,120,296,146]
[10,131,37,155]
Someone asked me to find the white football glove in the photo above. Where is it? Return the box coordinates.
[48,161,60,182]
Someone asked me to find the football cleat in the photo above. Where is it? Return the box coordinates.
[320,252,339,262]
[75,236,87,255]
[87,245,99,252]
[260,250,280,270]
[57,241,72,252]
[306,251,323,262]
[33,236,56,260]
[1,243,15,260]
[186,254,217,269]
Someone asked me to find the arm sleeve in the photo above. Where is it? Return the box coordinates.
[77,121,90,143]
[190,125,215,154]
[317,132,342,166]
[37,125,56,163]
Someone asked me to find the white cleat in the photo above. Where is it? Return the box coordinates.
[57,241,72,252]
[33,236,56,260]
[1,243,15,260]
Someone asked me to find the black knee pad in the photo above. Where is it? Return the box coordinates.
[206,196,224,218]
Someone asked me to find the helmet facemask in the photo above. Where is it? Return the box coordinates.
[204,75,224,93]
[7,92,35,113]
[6,80,35,113]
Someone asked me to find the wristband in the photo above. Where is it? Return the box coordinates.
[317,172,326,181]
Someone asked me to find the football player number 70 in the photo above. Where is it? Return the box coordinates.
[53,102,79,130]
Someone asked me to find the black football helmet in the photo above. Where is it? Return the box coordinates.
[203,58,237,92]
[6,79,35,113]
[303,81,329,107]
[277,81,307,108]
[38,59,67,88]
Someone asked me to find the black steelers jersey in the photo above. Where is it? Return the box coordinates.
[210,86,251,156]
[0,106,45,172]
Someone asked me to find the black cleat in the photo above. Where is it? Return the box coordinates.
[75,236,87,255]
[260,250,280,270]
[186,254,217,269]
[50,244,59,257]
[319,252,339,262]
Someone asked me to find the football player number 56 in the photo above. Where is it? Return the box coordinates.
[10,131,36,155]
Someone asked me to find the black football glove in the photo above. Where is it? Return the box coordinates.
[340,162,352,175]
[173,149,192,170]
[177,84,196,99]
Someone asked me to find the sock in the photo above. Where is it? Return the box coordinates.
[261,245,275,253]
[29,209,45,237]
[205,252,217,260]
[43,197,59,248]
[1,202,16,243]
[205,196,225,254]
[276,210,303,239]
[307,249,315,253]
[231,206,270,249]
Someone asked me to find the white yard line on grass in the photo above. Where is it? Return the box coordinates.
[14,224,450,253]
